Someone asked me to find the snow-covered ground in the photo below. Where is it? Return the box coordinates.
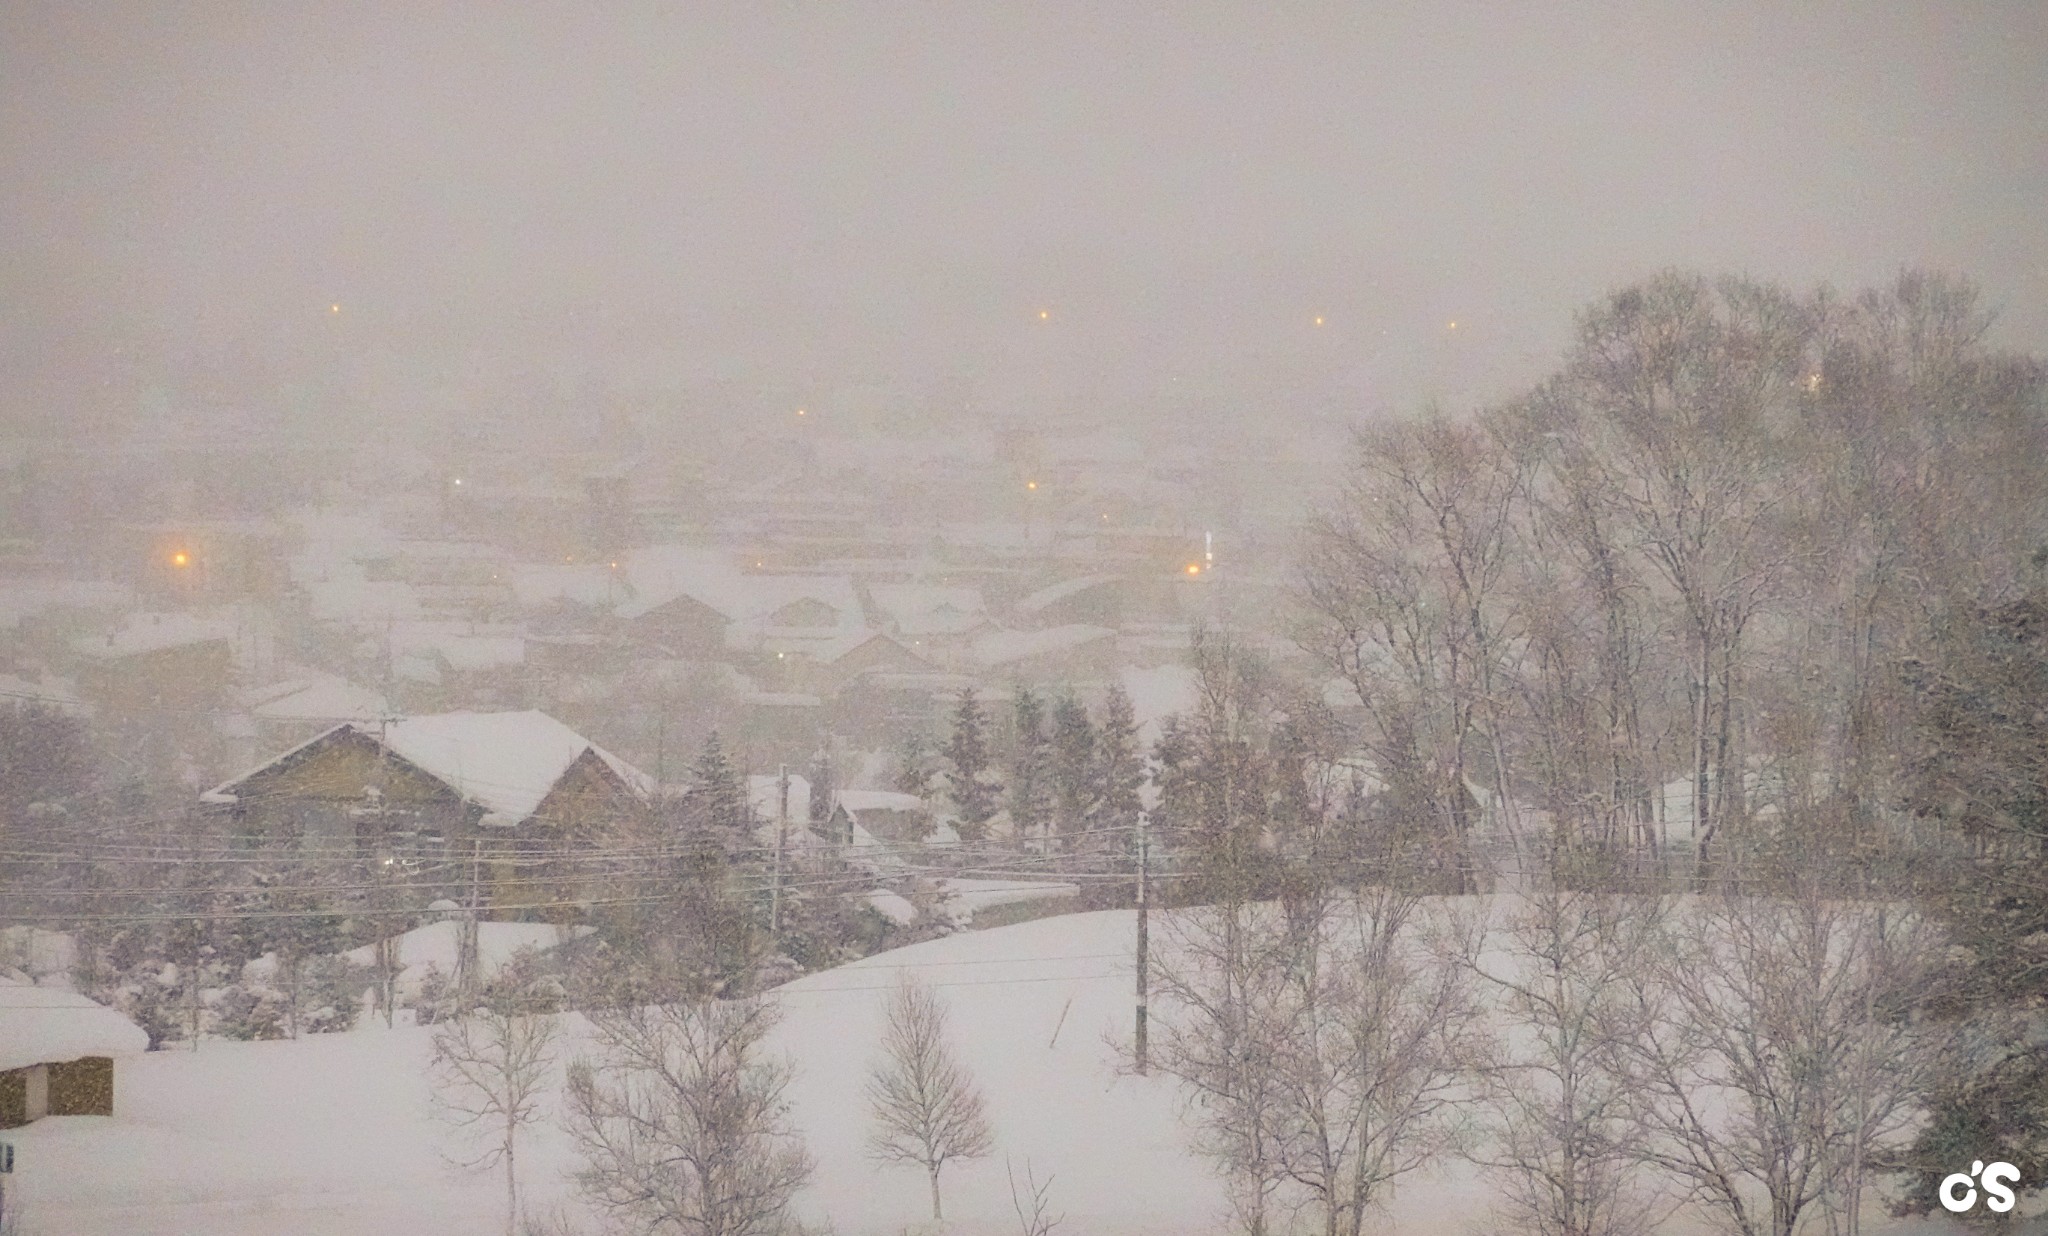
[5,910,1976,1235]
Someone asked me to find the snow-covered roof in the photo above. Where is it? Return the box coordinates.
[0,580,133,632]
[865,889,919,926]
[1016,574,1120,617]
[248,675,388,723]
[934,878,1080,920]
[615,547,760,622]
[835,789,925,815]
[431,633,525,672]
[0,978,149,1073]
[747,773,812,824]
[867,585,989,636]
[339,920,592,991]
[378,711,650,820]
[204,710,652,823]
[73,611,236,660]
[972,624,1116,670]
[510,564,621,609]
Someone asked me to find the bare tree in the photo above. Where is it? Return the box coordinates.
[566,996,813,1236]
[1007,1157,1064,1236]
[1467,885,1663,1236]
[1267,886,1483,1236]
[1153,897,1295,1236]
[430,1002,560,1236]
[864,978,995,1221]
[1616,893,1946,1236]
[1298,414,1526,892]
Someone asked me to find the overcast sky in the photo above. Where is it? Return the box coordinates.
[5,2,2045,430]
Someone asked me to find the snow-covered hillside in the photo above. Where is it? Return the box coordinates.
[5,910,1968,1235]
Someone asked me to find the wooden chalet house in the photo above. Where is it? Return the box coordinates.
[201,710,654,918]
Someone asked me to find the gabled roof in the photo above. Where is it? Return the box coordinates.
[867,585,989,636]
[0,979,148,1072]
[203,710,651,824]
[835,789,926,814]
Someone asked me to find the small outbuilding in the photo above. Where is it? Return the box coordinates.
[0,979,148,1128]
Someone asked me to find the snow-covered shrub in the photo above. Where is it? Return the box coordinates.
[485,946,567,1015]
[298,954,367,1033]
[212,982,289,1040]
[412,962,456,1025]
[118,969,186,1050]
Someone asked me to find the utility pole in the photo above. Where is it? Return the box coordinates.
[770,763,789,939]
[458,836,482,1008]
[1135,810,1150,1075]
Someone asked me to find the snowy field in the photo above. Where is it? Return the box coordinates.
[4,909,1983,1236]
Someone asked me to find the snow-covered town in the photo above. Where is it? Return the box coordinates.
[4,6,2048,1235]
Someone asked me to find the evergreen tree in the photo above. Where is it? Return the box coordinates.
[1049,694,1097,848]
[685,730,753,849]
[1007,687,1053,849]
[806,747,836,827]
[1095,681,1146,855]
[894,731,942,803]
[1894,579,2048,1211]
[943,688,998,841]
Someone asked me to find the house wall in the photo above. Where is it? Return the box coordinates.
[627,596,728,657]
[491,750,650,919]
[0,1066,24,1128]
[50,1056,114,1117]
[229,728,471,850]
[0,1059,108,1127]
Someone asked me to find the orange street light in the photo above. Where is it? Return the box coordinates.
[171,551,190,568]
[1185,563,1202,576]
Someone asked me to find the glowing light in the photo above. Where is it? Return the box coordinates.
[1026,480,1038,491]
[330,304,341,314]
[1185,563,1202,576]
[1447,320,1459,330]
[171,551,190,567]
[609,561,619,569]
[1038,310,1050,321]
[796,408,806,417]
[1313,315,1325,327]
[452,477,462,486]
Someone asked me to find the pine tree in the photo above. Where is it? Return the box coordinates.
[1894,580,2048,1211]
[1008,687,1053,849]
[1095,681,1146,855]
[894,732,942,803]
[943,688,998,841]
[1050,694,1097,849]
[686,731,753,849]
[806,747,836,827]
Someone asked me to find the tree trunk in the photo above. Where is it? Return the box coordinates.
[505,1135,518,1236]
[929,1162,942,1221]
